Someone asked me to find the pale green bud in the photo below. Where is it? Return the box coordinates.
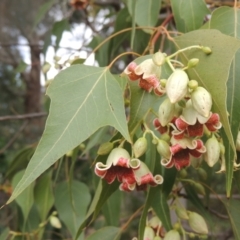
[152,52,166,66]
[192,182,205,196]
[188,212,208,235]
[66,150,73,157]
[42,62,51,73]
[160,79,167,87]
[158,98,175,126]
[50,216,62,229]
[187,58,199,68]
[160,133,170,142]
[164,230,181,240]
[191,87,212,118]
[188,80,198,90]
[153,236,162,240]
[148,216,162,229]
[189,233,195,238]
[204,136,220,167]
[97,142,114,155]
[156,139,171,159]
[166,69,189,103]
[54,55,61,61]
[179,168,188,178]
[197,168,207,180]
[143,226,155,240]
[202,46,212,54]
[175,207,189,220]
[173,222,181,230]
[133,137,148,158]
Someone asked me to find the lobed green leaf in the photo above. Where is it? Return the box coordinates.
[7,65,130,205]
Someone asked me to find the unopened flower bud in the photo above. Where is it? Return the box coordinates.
[148,216,162,229]
[42,62,51,73]
[187,58,199,68]
[202,46,212,54]
[236,131,240,151]
[179,168,188,178]
[97,142,114,155]
[143,226,155,240]
[204,136,220,167]
[153,236,162,240]
[160,133,170,142]
[173,222,181,230]
[192,182,205,196]
[188,212,208,234]
[160,79,167,87]
[197,168,207,180]
[164,230,181,240]
[158,98,175,126]
[50,216,62,229]
[157,139,171,159]
[191,87,212,118]
[189,233,195,238]
[133,137,148,158]
[166,69,189,103]
[175,207,189,220]
[152,52,166,66]
[188,80,198,90]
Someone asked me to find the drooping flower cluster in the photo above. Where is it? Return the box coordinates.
[95,148,163,191]
[152,68,223,170]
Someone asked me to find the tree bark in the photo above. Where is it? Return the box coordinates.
[24,45,42,113]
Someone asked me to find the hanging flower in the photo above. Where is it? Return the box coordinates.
[123,59,161,91]
[95,148,140,186]
[95,148,163,192]
[161,138,206,170]
[119,161,163,191]
[174,100,222,138]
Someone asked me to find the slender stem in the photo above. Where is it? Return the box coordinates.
[168,45,203,59]
[166,58,175,72]
[108,51,141,69]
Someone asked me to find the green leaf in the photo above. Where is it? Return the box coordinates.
[171,0,209,32]
[52,19,70,49]
[223,199,240,239]
[85,226,120,240]
[174,29,240,196]
[0,228,9,240]
[109,8,131,58]
[151,187,172,231]
[32,0,55,29]
[14,60,28,73]
[54,180,91,239]
[12,170,34,223]
[184,184,213,230]
[7,65,130,204]
[6,146,34,180]
[76,180,119,238]
[206,6,240,196]
[34,171,54,221]
[128,0,161,34]
[102,190,122,226]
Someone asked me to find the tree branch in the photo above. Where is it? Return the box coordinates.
[0,112,47,121]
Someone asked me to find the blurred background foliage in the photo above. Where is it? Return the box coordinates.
[0,0,240,239]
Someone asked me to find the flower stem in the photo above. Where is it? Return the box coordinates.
[168,45,203,59]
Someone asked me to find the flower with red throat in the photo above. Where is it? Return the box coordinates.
[174,100,222,138]
[123,59,161,92]
[120,161,163,191]
[161,138,206,170]
[95,148,140,188]
[95,148,163,191]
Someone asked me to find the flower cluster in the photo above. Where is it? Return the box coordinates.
[152,68,223,170]
[95,148,163,192]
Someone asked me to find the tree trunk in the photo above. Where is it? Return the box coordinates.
[24,45,41,113]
